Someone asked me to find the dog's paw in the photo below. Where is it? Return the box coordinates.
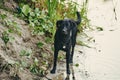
[50,69,55,74]
[65,75,70,80]
[65,77,70,80]
[73,76,75,80]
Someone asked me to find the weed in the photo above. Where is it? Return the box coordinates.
[36,42,44,48]
[18,0,90,38]
[77,40,91,48]
[30,58,42,74]
[45,37,52,43]
[20,5,54,36]
[96,27,103,31]
[1,31,9,45]
[79,1,90,32]
[21,4,31,17]
[5,20,22,35]
[75,63,79,67]
[20,49,32,58]
[0,14,7,20]
[0,14,22,35]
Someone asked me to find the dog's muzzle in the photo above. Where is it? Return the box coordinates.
[62,30,68,35]
[62,27,68,35]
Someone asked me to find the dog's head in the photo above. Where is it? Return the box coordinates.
[56,19,74,36]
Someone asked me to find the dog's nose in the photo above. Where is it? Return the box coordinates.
[62,27,68,35]
[62,30,67,35]
[62,29,66,33]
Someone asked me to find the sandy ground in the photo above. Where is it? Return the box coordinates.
[47,0,120,80]
[73,0,120,80]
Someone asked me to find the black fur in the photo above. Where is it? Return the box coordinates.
[51,12,81,74]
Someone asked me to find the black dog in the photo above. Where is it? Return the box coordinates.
[51,12,81,75]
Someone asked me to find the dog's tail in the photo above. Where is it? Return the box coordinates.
[75,11,81,25]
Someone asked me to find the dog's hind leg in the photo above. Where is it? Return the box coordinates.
[70,46,75,63]
[71,63,75,80]
[50,49,59,74]
[70,44,75,63]
[70,32,77,63]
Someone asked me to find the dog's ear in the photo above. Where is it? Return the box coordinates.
[69,20,75,29]
[56,20,63,28]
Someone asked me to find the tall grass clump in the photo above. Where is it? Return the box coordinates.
[18,0,89,39]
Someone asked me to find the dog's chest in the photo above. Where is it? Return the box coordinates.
[61,41,70,50]
[63,45,66,49]
[61,44,67,51]
[55,30,72,50]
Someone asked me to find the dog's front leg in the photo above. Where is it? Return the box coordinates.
[66,50,71,74]
[50,49,59,74]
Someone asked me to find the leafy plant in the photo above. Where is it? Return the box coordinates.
[36,42,44,48]
[20,5,54,36]
[45,37,52,43]
[46,0,58,18]
[79,1,90,32]
[29,57,46,76]
[5,20,21,35]
[0,14,7,20]
[58,54,65,61]
[75,63,79,67]
[20,49,32,57]
[0,13,22,35]
[22,4,31,16]
[2,0,90,39]
[0,14,7,25]
[1,31,9,45]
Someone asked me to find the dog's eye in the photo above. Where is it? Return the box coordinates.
[58,24,60,27]
[56,20,63,28]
